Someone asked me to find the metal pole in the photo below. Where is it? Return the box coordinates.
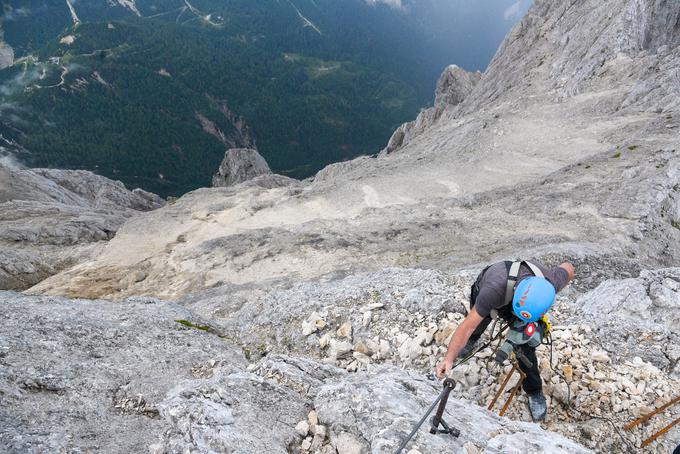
[395,384,449,454]
[430,378,455,434]
[499,369,526,417]
[488,363,518,411]
[642,417,680,448]
[624,395,680,431]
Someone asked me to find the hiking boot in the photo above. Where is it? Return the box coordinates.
[527,391,547,421]
[459,338,480,358]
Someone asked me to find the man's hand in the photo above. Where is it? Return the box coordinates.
[436,359,454,378]
[559,262,575,282]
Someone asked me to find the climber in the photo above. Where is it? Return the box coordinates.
[435,259,575,421]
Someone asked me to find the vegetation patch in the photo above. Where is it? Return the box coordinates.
[627,145,638,151]
[175,319,211,332]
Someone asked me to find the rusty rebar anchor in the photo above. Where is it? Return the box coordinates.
[429,377,460,437]
[624,395,680,448]
[488,362,526,416]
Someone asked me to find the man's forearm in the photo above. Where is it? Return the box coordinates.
[445,324,474,363]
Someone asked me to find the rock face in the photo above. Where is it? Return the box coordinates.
[0,291,591,454]
[434,65,483,109]
[381,65,481,155]
[571,268,680,376]
[0,291,246,453]
[0,165,164,290]
[212,148,272,187]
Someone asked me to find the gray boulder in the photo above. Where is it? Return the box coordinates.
[212,148,272,187]
[313,366,591,454]
[571,268,680,376]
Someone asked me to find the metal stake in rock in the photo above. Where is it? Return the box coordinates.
[487,361,526,417]
[394,378,460,454]
[429,377,461,437]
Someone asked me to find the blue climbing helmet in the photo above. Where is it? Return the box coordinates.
[512,276,556,322]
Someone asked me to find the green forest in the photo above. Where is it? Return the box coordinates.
[0,0,525,196]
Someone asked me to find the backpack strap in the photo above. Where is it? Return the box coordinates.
[524,261,544,279]
[504,261,522,306]
[503,260,544,306]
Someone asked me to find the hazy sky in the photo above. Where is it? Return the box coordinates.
[415,0,533,72]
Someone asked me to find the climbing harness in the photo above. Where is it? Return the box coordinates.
[394,322,509,454]
[495,318,548,366]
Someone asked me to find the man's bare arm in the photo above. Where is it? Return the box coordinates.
[436,307,484,377]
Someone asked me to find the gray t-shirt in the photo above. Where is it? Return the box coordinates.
[473,260,570,318]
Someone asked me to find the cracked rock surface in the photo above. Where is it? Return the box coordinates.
[0,292,591,454]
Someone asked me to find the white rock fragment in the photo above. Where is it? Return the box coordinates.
[319,333,332,349]
[332,431,364,454]
[398,337,423,362]
[362,311,372,327]
[295,420,310,437]
[302,312,327,336]
[591,351,610,363]
[308,410,318,428]
[352,352,371,365]
[337,322,353,340]
[329,340,353,360]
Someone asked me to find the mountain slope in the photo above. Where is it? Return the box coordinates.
[5,0,680,452]
[0,163,163,290]
[31,0,680,300]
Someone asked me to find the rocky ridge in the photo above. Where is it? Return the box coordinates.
[0,164,164,290]
[381,65,482,155]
